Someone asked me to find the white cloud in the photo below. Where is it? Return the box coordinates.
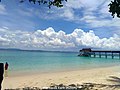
[17,9,33,17]
[65,0,82,9]
[17,0,116,28]
[0,27,120,51]
[81,15,120,28]
[0,4,6,15]
[60,8,75,20]
[42,0,120,29]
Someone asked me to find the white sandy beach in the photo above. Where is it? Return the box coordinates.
[2,66,120,90]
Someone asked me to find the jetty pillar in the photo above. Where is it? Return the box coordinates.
[112,52,114,59]
[90,53,91,57]
[119,53,120,59]
[94,53,96,58]
[99,52,101,58]
[105,52,107,58]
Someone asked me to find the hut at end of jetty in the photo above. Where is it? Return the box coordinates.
[78,48,91,57]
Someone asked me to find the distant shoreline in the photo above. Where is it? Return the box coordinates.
[0,48,78,53]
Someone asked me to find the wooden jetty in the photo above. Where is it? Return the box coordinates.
[78,48,120,59]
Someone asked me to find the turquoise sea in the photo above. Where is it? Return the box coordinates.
[0,50,120,75]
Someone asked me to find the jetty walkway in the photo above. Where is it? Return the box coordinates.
[79,48,120,59]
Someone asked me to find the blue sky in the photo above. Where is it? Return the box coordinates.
[0,0,120,51]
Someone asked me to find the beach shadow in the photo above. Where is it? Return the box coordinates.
[81,76,120,90]
[103,76,120,90]
[4,76,120,90]
[83,82,120,90]
[107,76,120,84]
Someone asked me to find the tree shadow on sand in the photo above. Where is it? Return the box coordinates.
[4,76,120,90]
[107,76,120,84]
[103,76,120,90]
[85,76,120,90]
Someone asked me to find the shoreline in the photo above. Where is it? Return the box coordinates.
[7,63,120,77]
[2,65,120,89]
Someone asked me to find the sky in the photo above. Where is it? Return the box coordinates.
[0,0,120,51]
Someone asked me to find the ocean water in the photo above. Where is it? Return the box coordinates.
[0,50,120,75]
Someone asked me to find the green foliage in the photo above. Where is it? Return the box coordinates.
[19,0,67,8]
[109,0,120,18]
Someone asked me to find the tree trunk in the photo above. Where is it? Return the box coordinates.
[0,63,4,90]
